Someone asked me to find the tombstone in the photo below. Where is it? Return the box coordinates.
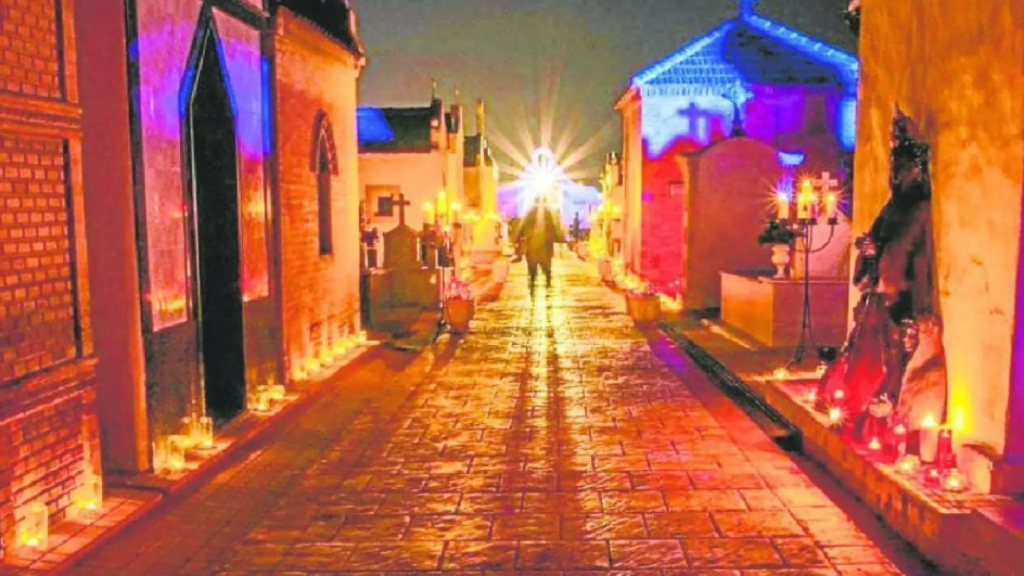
[366,194,445,334]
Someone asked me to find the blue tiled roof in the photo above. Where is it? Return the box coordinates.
[357,106,433,153]
[632,12,858,98]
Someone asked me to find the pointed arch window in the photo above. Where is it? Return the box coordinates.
[312,111,339,256]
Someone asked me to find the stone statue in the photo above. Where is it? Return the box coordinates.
[818,110,947,434]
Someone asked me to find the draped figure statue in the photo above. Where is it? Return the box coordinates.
[817,111,948,436]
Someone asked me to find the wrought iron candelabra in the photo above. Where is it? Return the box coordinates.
[777,215,839,369]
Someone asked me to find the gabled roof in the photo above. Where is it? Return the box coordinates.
[278,0,364,55]
[631,10,858,99]
[357,106,433,153]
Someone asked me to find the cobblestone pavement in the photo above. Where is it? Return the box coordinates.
[66,256,936,576]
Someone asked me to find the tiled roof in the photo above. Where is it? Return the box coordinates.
[278,0,363,55]
[632,12,857,98]
[357,106,433,153]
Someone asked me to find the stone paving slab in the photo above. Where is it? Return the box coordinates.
[55,258,937,576]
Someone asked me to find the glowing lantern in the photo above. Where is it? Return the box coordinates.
[198,416,214,449]
[253,386,272,412]
[17,502,48,550]
[895,454,920,475]
[166,435,187,471]
[73,472,103,518]
[269,384,286,403]
[943,469,967,493]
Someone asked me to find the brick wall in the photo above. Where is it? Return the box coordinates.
[0,0,98,558]
[0,0,63,99]
[274,10,364,381]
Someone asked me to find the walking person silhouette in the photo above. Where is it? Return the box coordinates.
[516,197,563,293]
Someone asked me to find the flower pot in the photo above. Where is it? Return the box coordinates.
[491,258,510,284]
[446,298,475,333]
[626,293,660,324]
[770,244,791,278]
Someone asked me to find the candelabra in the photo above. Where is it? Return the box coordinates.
[772,176,841,369]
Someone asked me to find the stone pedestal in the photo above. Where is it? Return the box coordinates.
[720,271,849,348]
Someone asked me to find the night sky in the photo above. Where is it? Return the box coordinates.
[352,0,855,183]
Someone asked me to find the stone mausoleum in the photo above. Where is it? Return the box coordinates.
[616,0,858,297]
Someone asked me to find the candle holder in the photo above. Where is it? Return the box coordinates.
[166,435,187,471]
[770,175,843,370]
[17,501,49,550]
[74,471,103,517]
[197,415,214,450]
[895,454,920,475]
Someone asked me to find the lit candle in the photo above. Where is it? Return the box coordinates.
[889,423,908,458]
[269,384,286,402]
[936,427,954,469]
[868,437,882,451]
[825,192,838,221]
[18,501,49,550]
[797,179,814,220]
[832,389,846,406]
[919,414,939,463]
[925,467,942,486]
[253,386,271,412]
[806,388,817,404]
[943,468,967,492]
[828,406,843,428]
[198,416,214,449]
[895,454,920,475]
[775,191,790,220]
[167,435,187,471]
[773,367,789,380]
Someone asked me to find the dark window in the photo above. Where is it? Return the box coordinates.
[376,194,395,217]
[317,140,333,255]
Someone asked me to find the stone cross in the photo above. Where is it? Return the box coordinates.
[678,103,708,141]
[395,193,411,227]
[815,172,840,196]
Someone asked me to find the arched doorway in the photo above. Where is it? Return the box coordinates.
[188,29,246,421]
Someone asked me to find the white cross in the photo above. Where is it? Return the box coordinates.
[815,172,839,196]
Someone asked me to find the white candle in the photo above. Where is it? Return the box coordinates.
[919,414,939,463]
[797,180,814,220]
[776,191,790,220]
[825,192,838,220]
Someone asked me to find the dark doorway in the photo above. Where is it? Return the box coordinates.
[189,33,246,421]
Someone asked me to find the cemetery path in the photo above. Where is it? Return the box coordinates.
[64,256,934,576]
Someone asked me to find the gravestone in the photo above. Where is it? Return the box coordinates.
[366,194,444,335]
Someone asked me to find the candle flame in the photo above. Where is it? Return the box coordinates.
[922,414,938,429]
[868,437,881,450]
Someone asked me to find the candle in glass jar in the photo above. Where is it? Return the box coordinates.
[919,414,939,463]
[775,191,790,220]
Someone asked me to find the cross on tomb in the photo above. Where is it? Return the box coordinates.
[677,103,709,143]
[815,172,840,196]
[395,193,411,227]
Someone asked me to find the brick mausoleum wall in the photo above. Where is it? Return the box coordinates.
[0,0,98,557]
[274,9,363,381]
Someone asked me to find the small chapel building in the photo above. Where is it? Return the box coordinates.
[357,93,467,243]
[616,0,859,299]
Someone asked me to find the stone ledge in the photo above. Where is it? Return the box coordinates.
[667,324,1024,576]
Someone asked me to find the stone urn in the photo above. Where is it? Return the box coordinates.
[626,293,660,324]
[445,298,475,334]
[770,244,791,278]
[491,258,510,284]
